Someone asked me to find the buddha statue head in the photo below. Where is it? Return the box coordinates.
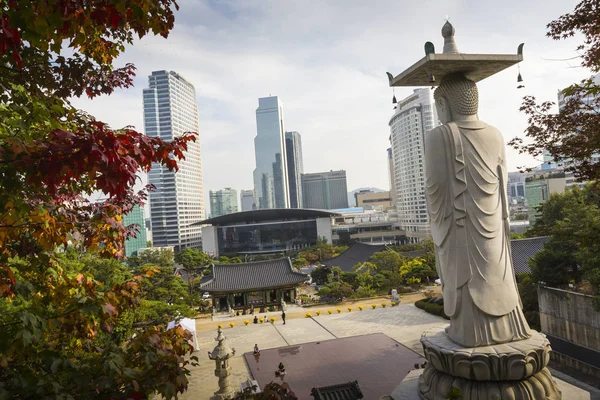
[433,73,479,124]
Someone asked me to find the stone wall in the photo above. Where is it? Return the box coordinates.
[538,286,600,379]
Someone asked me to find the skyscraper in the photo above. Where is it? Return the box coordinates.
[389,88,439,241]
[253,96,289,209]
[123,205,147,257]
[285,131,304,208]
[209,188,239,218]
[240,189,255,211]
[143,70,205,252]
[387,147,397,210]
[301,170,349,210]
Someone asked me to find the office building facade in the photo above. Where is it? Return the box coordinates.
[387,147,397,210]
[389,88,438,240]
[301,170,349,210]
[209,188,239,218]
[252,96,289,209]
[143,70,205,252]
[123,205,148,257]
[285,131,304,209]
[240,189,255,211]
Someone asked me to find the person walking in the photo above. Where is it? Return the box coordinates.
[281,311,286,325]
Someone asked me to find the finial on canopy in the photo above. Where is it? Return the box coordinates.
[442,20,459,54]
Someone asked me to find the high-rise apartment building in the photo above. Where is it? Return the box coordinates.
[387,147,397,210]
[209,188,239,218]
[123,205,148,257]
[285,131,304,208]
[253,96,289,209]
[301,170,349,210]
[143,70,205,252]
[389,88,439,241]
[240,189,255,211]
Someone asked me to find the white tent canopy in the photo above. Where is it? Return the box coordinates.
[167,318,198,351]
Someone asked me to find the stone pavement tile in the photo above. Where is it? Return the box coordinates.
[179,303,447,399]
[274,317,335,345]
[315,304,447,354]
[180,323,289,399]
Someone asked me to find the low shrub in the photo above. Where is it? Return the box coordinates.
[336,308,342,313]
[259,318,264,324]
[347,307,352,312]
[327,309,333,314]
[270,317,275,324]
[415,299,450,320]
[381,303,387,308]
[244,320,249,325]
[218,324,223,329]
[230,322,235,328]
[305,312,312,318]
[316,311,321,316]
[358,305,363,311]
[371,304,377,309]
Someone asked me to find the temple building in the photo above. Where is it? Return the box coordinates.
[200,258,307,312]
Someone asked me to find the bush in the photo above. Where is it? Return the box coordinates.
[230,322,235,328]
[381,303,387,308]
[259,318,264,324]
[218,324,223,329]
[336,308,342,313]
[316,311,321,316]
[305,312,312,318]
[372,304,377,309]
[415,299,450,320]
[244,320,249,325]
[328,309,333,314]
[358,305,363,311]
[270,317,275,324]
[347,307,352,312]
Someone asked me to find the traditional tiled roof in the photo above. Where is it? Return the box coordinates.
[310,381,364,400]
[199,258,307,293]
[322,242,387,272]
[511,236,550,275]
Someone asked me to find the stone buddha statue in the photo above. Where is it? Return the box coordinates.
[388,22,562,400]
[425,73,531,347]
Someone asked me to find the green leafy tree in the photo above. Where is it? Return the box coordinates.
[528,184,600,308]
[310,266,331,285]
[509,0,600,183]
[174,248,211,298]
[340,271,358,289]
[128,248,175,269]
[0,1,199,398]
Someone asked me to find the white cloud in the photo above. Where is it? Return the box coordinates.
[71,0,588,207]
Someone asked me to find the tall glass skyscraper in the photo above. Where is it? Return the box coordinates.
[143,70,205,252]
[285,131,304,208]
[209,188,238,217]
[240,189,255,211]
[253,96,289,209]
[389,88,438,241]
[301,170,349,210]
[123,205,147,257]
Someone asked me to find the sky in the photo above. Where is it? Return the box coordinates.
[71,0,591,209]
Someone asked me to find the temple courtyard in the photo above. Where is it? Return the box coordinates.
[178,299,600,399]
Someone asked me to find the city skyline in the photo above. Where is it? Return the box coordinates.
[70,0,585,203]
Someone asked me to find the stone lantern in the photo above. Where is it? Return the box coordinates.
[208,327,236,400]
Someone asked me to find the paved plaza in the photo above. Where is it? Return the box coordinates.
[181,303,446,399]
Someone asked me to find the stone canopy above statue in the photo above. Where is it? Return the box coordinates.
[387,21,523,87]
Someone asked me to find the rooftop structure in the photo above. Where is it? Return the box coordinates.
[196,209,339,257]
[200,258,306,311]
[322,242,387,272]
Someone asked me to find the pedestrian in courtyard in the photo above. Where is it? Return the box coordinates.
[253,315,258,324]
[281,310,286,325]
[251,305,254,315]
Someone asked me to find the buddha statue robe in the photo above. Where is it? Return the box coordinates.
[425,119,531,347]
